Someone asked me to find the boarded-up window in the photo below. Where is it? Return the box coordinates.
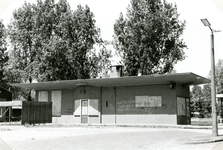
[177,97,186,116]
[38,91,48,102]
[135,96,162,107]
[74,100,81,116]
[89,99,98,116]
[51,91,61,116]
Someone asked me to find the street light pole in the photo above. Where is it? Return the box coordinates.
[201,18,221,137]
[210,30,218,137]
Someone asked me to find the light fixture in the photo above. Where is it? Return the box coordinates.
[169,83,175,89]
[201,18,211,26]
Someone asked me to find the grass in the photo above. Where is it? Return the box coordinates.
[191,118,213,126]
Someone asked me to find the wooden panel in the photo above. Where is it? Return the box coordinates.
[89,99,99,115]
[177,97,186,116]
[51,91,61,116]
[21,101,52,125]
[89,99,98,110]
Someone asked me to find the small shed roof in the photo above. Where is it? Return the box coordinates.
[11,72,210,91]
[0,86,12,94]
[0,101,22,109]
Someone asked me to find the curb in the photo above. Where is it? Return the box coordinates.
[1,122,223,130]
[184,136,223,144]
[24,123,223,130]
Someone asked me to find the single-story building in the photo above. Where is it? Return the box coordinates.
[11,67,210,125]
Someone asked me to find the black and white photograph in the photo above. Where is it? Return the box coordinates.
[0,0,223,149]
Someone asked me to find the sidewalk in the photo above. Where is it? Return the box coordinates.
[0,138,11,150]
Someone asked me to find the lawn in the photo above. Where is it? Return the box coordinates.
[191,118,213,126]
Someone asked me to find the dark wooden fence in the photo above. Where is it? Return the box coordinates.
[21,101,52,125]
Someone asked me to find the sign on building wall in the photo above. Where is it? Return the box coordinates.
[38,91,48,102]
[51,91,61,116]
[135,96,162,107]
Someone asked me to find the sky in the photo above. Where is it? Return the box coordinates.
[0,0,223,78]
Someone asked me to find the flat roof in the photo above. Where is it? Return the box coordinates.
[11,72,210,91]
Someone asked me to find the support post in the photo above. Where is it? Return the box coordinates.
[211,33,218,137]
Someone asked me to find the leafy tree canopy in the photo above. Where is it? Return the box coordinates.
[215,59,223,94]
[0,19,9,88]
[190,85,211,118]
[8,0,111,83]
[7,0,111,100]
[113,0,187,76]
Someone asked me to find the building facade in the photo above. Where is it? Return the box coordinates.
[12,72,210,125]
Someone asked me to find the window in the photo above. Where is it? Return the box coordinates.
[38,91,48,102]
[106,101,108,107]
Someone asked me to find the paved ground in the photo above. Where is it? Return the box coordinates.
[0,125,223,150]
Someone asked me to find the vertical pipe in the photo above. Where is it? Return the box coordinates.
[9,107,11,123]
[114,87,116,124]
[100,86,102,124]
[211,33,218,136]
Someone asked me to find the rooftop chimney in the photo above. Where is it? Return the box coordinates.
[109,65,123,78]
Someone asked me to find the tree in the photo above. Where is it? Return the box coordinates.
[190,85,205,117]
[34,1,110,81]
[7,1,37,100]
[0,19,9,88]
[7,0,111,94]
[8,2,36,84]
[209,59,223,116]
[113,0,187,76]
[202,84,211,115]
[189,59,223,118]
[215,59,223,94]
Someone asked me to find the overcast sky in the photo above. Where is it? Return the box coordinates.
[0,0,223,78]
